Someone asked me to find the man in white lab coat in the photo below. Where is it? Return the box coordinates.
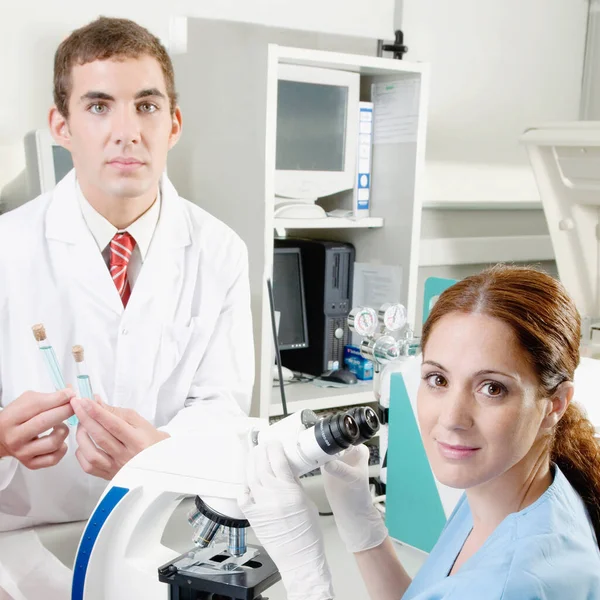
[0,16,254,597]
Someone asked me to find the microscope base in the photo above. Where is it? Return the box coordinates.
[158,544,280,600]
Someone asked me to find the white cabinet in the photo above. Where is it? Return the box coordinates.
[169,18,429,419]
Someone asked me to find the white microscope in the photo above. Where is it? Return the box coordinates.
[71,405,380,600]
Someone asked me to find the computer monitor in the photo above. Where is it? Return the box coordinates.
[272,247,309,350]
[25,129,73,194]
[274,64,360,219]
[0,129,73,213]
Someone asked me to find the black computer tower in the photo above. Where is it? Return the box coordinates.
[275,238,355,376]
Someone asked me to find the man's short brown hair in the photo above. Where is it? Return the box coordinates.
[53,16,178,118]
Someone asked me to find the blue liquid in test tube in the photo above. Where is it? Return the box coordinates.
[77,375,94,401]
[39,345,79,427]
[40,346,66,390]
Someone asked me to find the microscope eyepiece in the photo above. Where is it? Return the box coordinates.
[365,407,378,430]
[344,414,359,439]
[313,412,360,455]
[347,406,380,444]
[254,406,382,481]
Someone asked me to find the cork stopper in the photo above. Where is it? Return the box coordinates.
[72,345,85,363]
[32,324,47,342]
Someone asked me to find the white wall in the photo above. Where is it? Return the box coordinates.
[582,1,600,119]
[0,0,395,192]
[401,0,588,206]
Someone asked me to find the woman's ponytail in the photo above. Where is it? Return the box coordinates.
[551,402,600,547]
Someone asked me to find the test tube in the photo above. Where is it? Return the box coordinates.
[72,345,94,401]
[31,324,78,427]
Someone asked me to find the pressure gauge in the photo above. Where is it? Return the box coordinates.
[360,335,401,366]
[379,303,408,332]
[348,307,378,337]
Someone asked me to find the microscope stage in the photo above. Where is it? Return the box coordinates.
[158,543,280,600]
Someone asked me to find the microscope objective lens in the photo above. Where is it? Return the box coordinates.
[192,515,221,548]
[228,527,247,557]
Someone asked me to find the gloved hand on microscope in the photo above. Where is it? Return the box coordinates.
[238,440,389,600]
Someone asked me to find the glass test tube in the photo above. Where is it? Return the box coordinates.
[32,324,78,426]
[39,345,66,390]
[72,345,94,401]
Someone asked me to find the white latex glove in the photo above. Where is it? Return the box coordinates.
[239,440,335,600]
[321,444,388,553]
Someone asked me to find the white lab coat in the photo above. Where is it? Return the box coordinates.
[0,169,254,534]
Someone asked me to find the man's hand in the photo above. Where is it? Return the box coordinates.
[71,397,169,480]
[0,389,76,469]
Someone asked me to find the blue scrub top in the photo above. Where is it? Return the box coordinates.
[403,465,600,599]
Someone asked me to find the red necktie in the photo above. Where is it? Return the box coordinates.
[109,232,136,307]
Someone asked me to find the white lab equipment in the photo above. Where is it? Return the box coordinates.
[71,406,380,599]
[0,130,73,213]
[274,65,359,219]
[521,122,600,356]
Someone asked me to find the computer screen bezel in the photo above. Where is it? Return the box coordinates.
[274,64,360,201]
[26,129,69,195]
[273,246,310,351]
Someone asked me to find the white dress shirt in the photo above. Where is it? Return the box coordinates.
[77,182,161,288]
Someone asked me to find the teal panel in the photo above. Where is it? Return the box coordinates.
[422,277,457,324]
[385,373,447,552]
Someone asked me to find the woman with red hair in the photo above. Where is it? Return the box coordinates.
[242,265,600,600]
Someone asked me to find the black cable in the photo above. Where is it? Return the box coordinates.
[266,278,288,417]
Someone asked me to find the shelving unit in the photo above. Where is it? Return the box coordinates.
[170,20,430,422]
[270,381,375,417]
[274,217,384,230]
[419,234,554,267]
